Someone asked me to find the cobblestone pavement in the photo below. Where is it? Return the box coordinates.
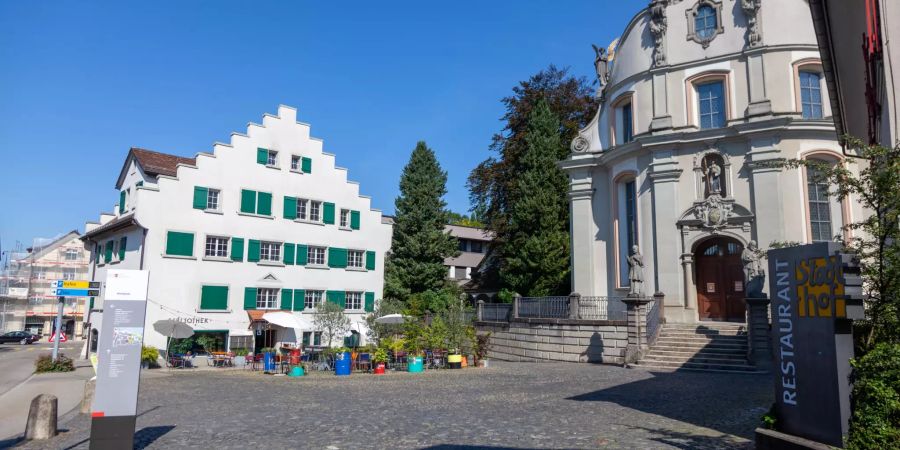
[14,362,771,449]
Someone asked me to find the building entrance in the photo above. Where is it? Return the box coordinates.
[695,238,746,321]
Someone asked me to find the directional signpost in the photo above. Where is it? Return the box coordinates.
[51,280,102,361]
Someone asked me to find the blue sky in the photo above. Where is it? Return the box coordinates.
[0,1,637,256]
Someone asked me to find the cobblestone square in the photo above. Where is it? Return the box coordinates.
[16,362,772,449]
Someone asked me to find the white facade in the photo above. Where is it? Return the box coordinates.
[83,105,392,351]
[562,0,867,323]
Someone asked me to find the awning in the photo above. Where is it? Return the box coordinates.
[246,310,266,322]
[229,329,253,337]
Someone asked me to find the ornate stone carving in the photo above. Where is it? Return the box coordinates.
[649,0,668,68]
[741,240,767,298]
[571,135,591,153]
[692,194,734,230]
[741,0,762,48]
[627,246,645,297]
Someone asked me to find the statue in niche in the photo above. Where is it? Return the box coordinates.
[627,245,644,297]
[741,240,766,298]
[702,155,724,197]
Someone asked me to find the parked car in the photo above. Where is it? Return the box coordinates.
[0,331,40,345]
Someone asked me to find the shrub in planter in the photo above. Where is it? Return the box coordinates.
[847,343,900,449]
[35,353,75,373]
[372,348,388,374]
[141,346,161,369]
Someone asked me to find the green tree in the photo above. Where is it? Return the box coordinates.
[312,301,351,348]
[468,65,596,291]
[499,99,571,296]
[384,141,459,305]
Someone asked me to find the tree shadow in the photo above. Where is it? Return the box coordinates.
[133,425,175,449]
[568,369,771,440]
[628,425,754,450]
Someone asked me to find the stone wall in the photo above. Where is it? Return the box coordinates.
[475,319,629,365]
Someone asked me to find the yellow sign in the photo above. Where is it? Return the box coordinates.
[60,280,92,289]
[795,255,846,318]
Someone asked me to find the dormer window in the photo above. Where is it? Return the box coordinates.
[686,1,724,47]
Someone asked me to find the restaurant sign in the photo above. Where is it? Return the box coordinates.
[766,242,863,447]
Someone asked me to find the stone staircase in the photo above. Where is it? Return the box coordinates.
[634,322,763,373]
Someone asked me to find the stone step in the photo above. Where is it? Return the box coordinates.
[645,349,748,360]
[632,362,766,374]
[660,328,747,337]
[657,333,748,342]
[641,353,750,365]
[651,344,748,354]
[655,337,748,347]
[663,322,745,329]
[634,359,760,372]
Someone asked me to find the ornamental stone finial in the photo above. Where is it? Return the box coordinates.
[741,0,762,48]
[649,0,668,67]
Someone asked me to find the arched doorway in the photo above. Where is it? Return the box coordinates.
[695,237,746,321]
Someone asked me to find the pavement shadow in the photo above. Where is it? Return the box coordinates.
[0,436,22,448]
[625,425,753,450]
[134,425,175,450]
[567,369,769,439]
[424,446,531,450]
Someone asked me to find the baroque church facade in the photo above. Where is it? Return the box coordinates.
[562,0,866,323]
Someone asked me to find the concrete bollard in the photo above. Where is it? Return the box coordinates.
[24,394,58,440]
[80,379,95,414]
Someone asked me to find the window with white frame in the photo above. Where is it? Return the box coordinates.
[266,150,278,167]
[259,241,281,262]
[291,155,301,171]
[347,250,364,268]
[34,267,46,280]
[305,290,324,310]
[205,236,229,258]
[308,246,326,265]
[805,160,842,242]
[256,288,279,309]
[340,209,350,228]
[696,80,726,129]
[62,267,77,281]
[64,249,79,261]
[346,292,363,310]
[296,198,308,220]
[310,201,322,222]
[206,188,220,211]
[800,70,824,119]
[617,178,638,287]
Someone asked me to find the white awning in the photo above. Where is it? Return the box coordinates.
[229,329,253,337]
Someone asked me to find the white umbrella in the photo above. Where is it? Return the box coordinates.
[374,314,409,324]
[262,311,306,329]
[153,319,194,364]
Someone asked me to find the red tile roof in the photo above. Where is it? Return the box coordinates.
[131,147,196,178]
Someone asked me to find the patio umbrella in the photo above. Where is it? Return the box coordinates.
[374,314,408,324]
[153,319,194,363]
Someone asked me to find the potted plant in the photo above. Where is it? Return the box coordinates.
[372,347,388,375]
[475,333,492,368]
[403,321,427,373]
[232,348,249,366]
[141,346,160,369]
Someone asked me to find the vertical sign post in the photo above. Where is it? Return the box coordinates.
[89,270,149,450]
[51,296,64,361]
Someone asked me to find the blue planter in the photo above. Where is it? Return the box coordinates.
[408,356,424,373]
[334,351,352,376]
[263,352,276,372]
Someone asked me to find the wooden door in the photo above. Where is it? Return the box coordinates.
[695,238,745,321]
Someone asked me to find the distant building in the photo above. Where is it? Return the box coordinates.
[82,105,393,352]
[808,0,900,147]
[0,231,89,338]
[444,224,494,299]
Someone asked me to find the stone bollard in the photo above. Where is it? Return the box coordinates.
[568,292,581,319]
[477,299,485,322]
[80,379,95,414]
[512,293,521,319]
[24,394,57,440]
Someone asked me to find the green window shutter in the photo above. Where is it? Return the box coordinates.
[243,287,257,310]
[247,240,260,262]
[136,181,143,187]
[326,290,346,308]
[119,236,127,261]
[323,202,335,224]
[301,157,312,173]
[280,289,293,310]
[119,191,126,214]
[295,244,308,266]
[283,196,297,219]
[200,285,229,310]
[257,192,272,216]
[192,186,208,209]
[313,332,321,346]
[350,210,361,230]
[240,189,256,214]
[364,292,375,312]
[231,237,244,262]
[302,332,310,345]
[328,247,347,268]
[165,231,194,257]
[89,297,95,309]
[293,290,305,311]
[283,243,295,265]
[257,148,268,164]
[365,251,376,270]
[104,240,113,263]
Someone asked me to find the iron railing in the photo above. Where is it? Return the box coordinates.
[579,296,628,321]
[518,296,570,319]
[645,295,662,346]
[481,303,512,322]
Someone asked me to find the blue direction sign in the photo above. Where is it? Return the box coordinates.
[54,288,101,297]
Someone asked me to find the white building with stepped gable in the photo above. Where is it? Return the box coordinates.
[82,105,393,352]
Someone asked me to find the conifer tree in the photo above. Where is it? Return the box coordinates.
[500,99,571,296]
[384,141,459,305]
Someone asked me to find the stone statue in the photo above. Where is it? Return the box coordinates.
[592,44,609,87]
[627,245,644,297]
[706,163,722,195]
[742,240,766,298]
[649,0,668,67]
[741,0,762,47]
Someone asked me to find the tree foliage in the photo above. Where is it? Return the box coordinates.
[312,301,351,348]
[500,99,571,296]
[847,343,900,449]
[384,141,459,305]
[467,65,596,293]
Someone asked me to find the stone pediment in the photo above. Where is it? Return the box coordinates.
[677,195,753,231]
